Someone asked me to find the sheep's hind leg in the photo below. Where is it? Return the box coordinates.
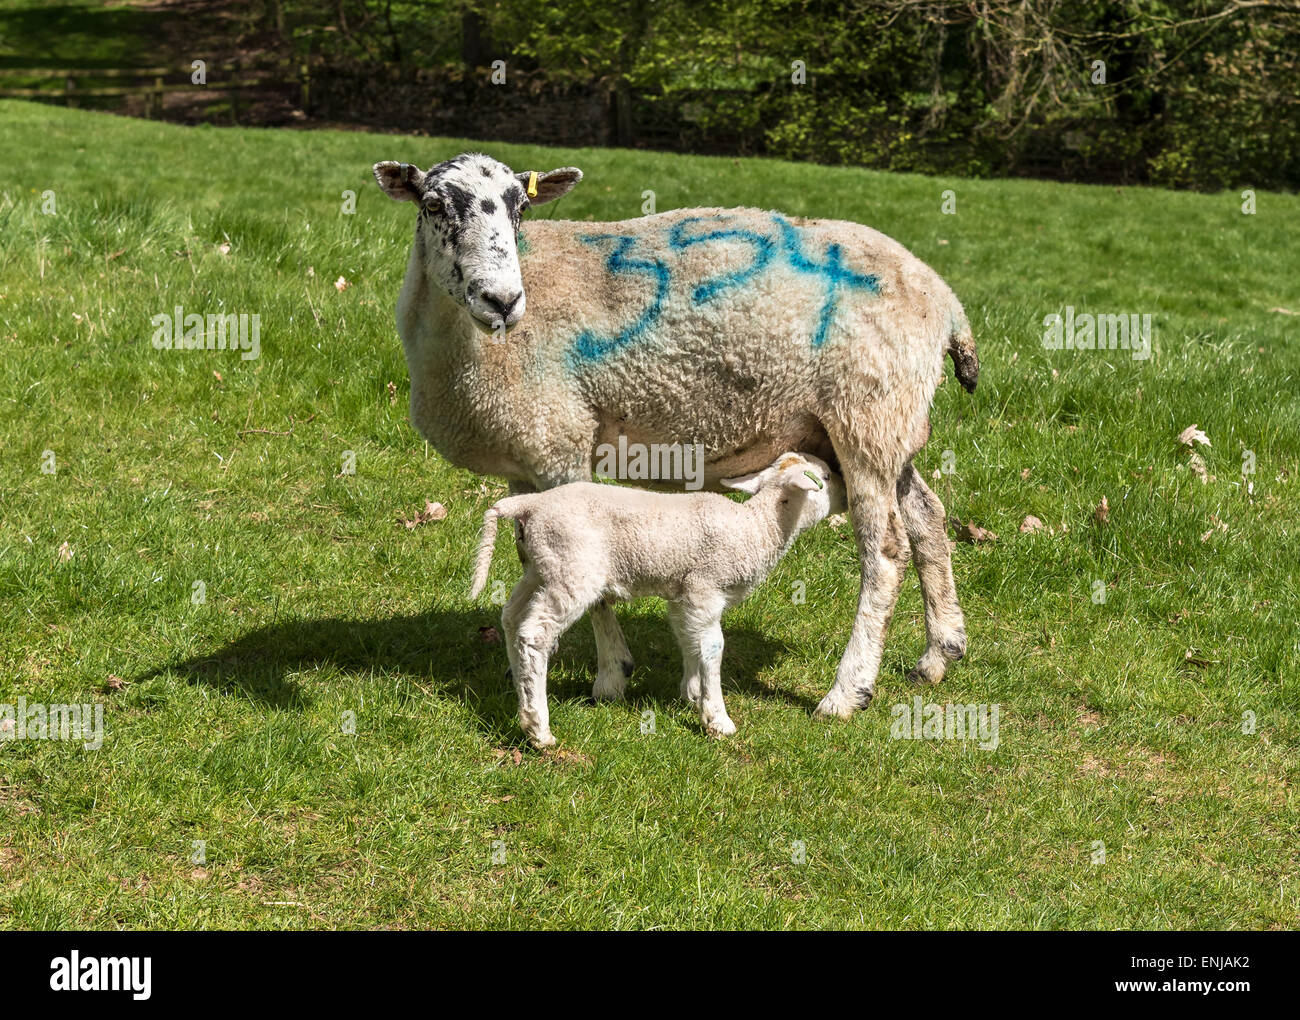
[815,469,908,719]
[526,476,634,701]
[590,597,634,701]
[897,464,967,683]
[511,584,588,749]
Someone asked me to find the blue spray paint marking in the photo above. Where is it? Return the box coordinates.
[566,214,880,365]
[569,233,671,364]
[772,214,880,349]
[667,217,774,303]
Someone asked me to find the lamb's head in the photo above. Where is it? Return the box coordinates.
[372,153,582,333]
[723,453,847,525]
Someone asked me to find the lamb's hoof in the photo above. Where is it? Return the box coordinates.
[704,715,737,738]
[529,731,557,750]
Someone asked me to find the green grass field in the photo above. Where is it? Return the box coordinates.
[1,100,1297,930]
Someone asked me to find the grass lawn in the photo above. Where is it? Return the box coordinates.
[0,100,1297,930]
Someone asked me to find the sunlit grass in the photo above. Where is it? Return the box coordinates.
[0,100,1297,929]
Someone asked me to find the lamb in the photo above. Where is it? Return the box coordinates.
[373,152,979,721]
[469,453,845,747]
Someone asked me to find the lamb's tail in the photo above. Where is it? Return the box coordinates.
[469,506,504,599]
[947,312,979,394]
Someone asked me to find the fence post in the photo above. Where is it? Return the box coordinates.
[65,75,76,108]
[300,62,309,112]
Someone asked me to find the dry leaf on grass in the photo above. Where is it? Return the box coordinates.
[1093,496,1110,525]
[478,625,501,644]
[104,675,127,692]
[1019,515,1045,534]
[1188,452,1214,484]
[950,518,997,544]
[1201,514,1228,542]
[57,541,73,562]
[386,381,397,405]
[398,500,447,529]
[1178,424,1211,448]
[334,276,350,292]
[1020,467,1032,480]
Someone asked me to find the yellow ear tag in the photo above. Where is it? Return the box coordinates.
[526,171,538,199]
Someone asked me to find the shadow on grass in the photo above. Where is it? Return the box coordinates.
[139,607,823,742]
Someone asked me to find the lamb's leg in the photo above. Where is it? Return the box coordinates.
[695,619,735,737]
[671,599,733,736]
[500,568,540,685]
[666,601,702,707]
[815,470,909,718]
[511,583,588,748]
[523,478,634,700]
[590,597,634,701]
[897,464,967,683]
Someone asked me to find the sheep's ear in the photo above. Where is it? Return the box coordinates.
[787,469,824,493]
[721,470,765,495]
[516,167,583,205]
[373,161,428,202]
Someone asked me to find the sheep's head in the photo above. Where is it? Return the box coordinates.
[722,453,847,522]
[373,153,582,333]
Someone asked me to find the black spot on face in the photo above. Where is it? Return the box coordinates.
[502,186,527,228]
[480,197,497,214]
[443,183,475,222]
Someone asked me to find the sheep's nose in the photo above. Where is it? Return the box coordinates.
[482,289,522,320]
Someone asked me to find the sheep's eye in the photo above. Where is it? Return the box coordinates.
[422,196,444,214]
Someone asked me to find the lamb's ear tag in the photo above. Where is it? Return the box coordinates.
[526,171,539,199]
[803,470,824,491]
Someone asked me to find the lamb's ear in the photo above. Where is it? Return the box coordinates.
[721,470,765,495]
[786,469,824,493]
[373,161,428,202]
[516,167,583,205]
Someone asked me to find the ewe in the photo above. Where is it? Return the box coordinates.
[470,453,844,746]
[374,153,979,720]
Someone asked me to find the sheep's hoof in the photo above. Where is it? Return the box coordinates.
[529,731,557,750]
[591,680,625,702]
[704,715,737,738]
[908,643,959,685]
[812,693,858,720]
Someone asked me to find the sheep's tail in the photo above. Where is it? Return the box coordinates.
[469,506,503,599]
[947,311,979,394]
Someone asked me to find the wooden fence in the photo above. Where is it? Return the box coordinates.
[0,64,310,120]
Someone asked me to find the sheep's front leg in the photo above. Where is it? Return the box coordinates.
[666,602,702,707]
[672,600,734,736]
[696,619,735,737]
[815,472,908,719]
[897,464,967,683]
